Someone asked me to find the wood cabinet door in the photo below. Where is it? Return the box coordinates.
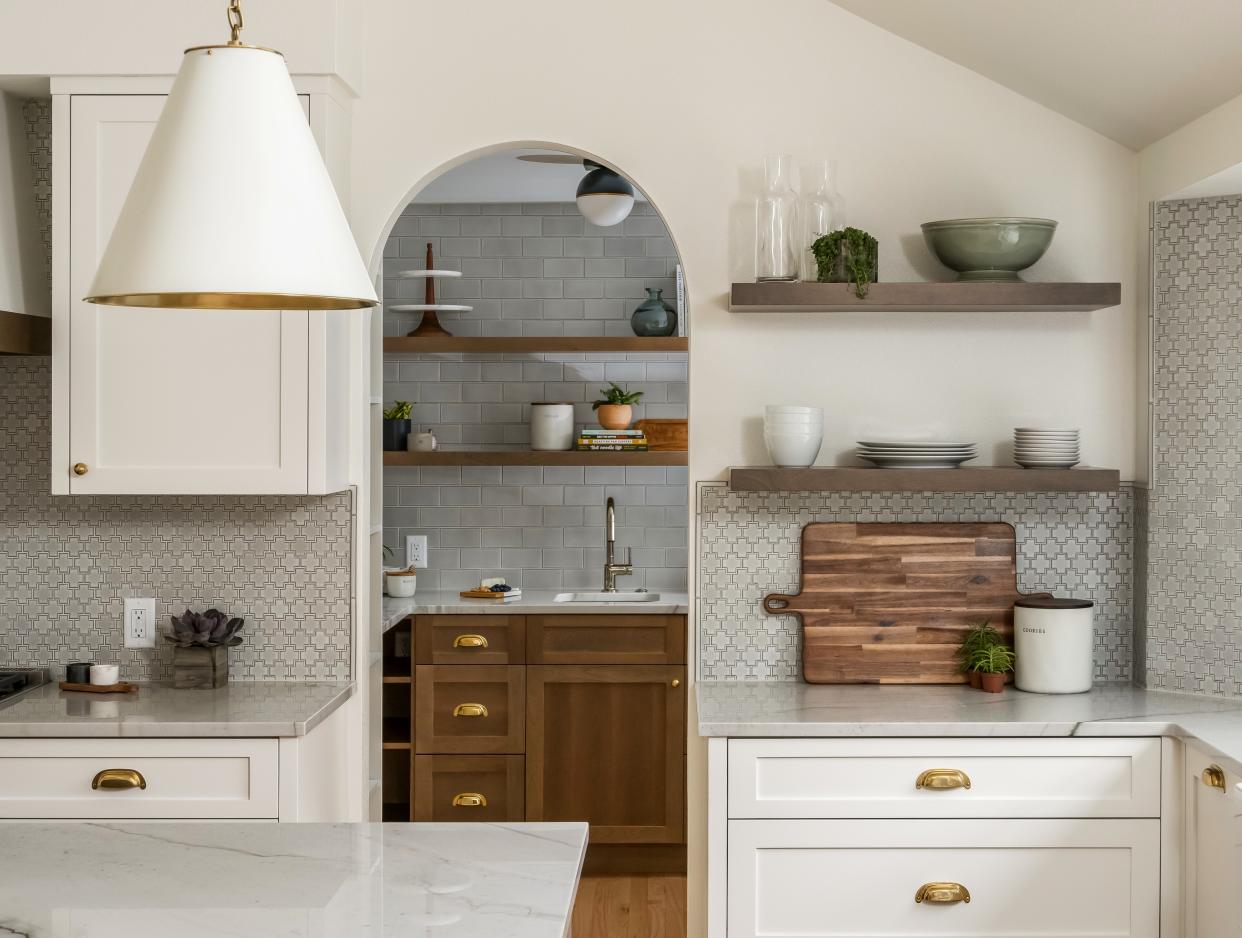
[526,615,686,664]
[62,94,310,494]
[413,755,524,822]
[415,615,526,665]
[414,665,524,754]
[526,664,685,843]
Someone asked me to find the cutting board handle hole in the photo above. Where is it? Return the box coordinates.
[763,596,792,613]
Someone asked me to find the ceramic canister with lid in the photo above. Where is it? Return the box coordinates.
[530,402,575,451]
[1013,596,1094,694]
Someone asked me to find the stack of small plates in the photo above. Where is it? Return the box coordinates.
[856,440,978,469]
[1014,428,1079,468]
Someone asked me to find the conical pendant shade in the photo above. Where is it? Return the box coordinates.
[86,45,377,310]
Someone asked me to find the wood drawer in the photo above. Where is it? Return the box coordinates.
[415,615,525,665]
[0,738,279,819]
[413,754,524,821]
[527,614,685,664]
[728,738,1160,818]
[414,665,524,754]
[728,818,1158,938]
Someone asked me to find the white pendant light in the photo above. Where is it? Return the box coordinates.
[575,160,635,227]
[85,1,376,310]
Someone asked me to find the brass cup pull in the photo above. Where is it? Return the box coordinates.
[452,792,488,807]
[91,768,146,791]
[1202,764,1227,791]
[72,463,89,476]
[453,702,488,718]
[916,768,972,791]
[915,882,971,904]
[453,634,488,649]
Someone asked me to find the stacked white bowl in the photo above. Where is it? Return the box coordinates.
[1014,427,1080,468]
[764,406,824,467]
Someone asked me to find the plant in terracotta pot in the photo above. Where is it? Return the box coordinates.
[592,383,644,430]
[383,401,413,451]
[967,643,1016,694]
[957,621,1002,689]
[165,608,244,689]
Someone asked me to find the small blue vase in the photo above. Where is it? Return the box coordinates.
[631,287,678,337]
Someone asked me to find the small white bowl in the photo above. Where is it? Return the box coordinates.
[765,432,823,467]
[766,405,823,415]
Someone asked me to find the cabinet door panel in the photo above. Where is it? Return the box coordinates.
[1186,748,1242,936]
[413,755,524,822]
[414,665,524,754]
[415,615,525,665]
[526,615,685,664]
[526,665,684,843]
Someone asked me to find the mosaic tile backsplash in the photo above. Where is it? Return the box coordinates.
[698,485,1134,682]
[0,357,354,682]
[1147,196,1242,696]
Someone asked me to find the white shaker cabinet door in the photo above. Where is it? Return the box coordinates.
[1185,747,1242,937]
[62,94,311,495]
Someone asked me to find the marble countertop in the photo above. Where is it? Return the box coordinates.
[0,680,353,737]
[383,589,690,629]
[0,821,586,938]
[697,681,1242,772]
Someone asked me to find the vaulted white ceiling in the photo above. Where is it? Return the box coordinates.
[829,0,1242,150]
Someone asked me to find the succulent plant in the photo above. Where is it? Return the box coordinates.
[165,608,245,648]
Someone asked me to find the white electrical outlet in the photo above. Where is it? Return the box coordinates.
[124,597,157,648]
[406,535,429,568]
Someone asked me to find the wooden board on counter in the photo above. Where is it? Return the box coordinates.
[763,522,1047,684]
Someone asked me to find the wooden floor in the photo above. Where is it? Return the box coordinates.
[571,875,687,938]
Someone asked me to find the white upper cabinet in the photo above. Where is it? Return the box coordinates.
[53,91,355,495]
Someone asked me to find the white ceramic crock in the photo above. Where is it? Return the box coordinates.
[1014,597,1094,694]
[530,402,575,451]
[386,571,417,597]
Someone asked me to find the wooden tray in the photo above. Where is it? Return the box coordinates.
[459,589,521,600]
[59,681,139,694]
[762,522,1048,684]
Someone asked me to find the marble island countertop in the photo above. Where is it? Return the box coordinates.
[697,681,1242,773]
[384,589,689,628]
[0,821,587,938]
[0,680,353,737]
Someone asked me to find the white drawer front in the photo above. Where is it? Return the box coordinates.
[0,739,279,819]
[729,818,1158,938]
[729,738,1160,818]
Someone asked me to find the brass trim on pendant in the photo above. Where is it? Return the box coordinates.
[184,42,285,58]
[84,292,377,311]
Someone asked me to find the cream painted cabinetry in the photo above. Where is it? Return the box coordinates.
[1184,745,1242,937]
[51,88,356,495]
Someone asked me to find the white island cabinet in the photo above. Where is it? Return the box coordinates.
[51,83,360,495]
[1183,743,1242,937]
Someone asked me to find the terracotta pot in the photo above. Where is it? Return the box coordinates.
[596,403,634,430]
[968,670,982,689]
[980,672,1005,694]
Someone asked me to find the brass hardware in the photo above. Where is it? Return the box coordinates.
[1202,764,1227,792]
[91,768,147,791]
[453,634,488,649]
[72,463,88,476]
[915,768,972,791]
[453,703,488,718]
[915,882,970,904]
[85,290,371,309]
[227,0,244,44]
[452,792,488,807]
[671,679,681,688]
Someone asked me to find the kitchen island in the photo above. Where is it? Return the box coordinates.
[0,821,587,937]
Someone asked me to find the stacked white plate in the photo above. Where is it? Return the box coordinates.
[765,406,823,467]
[1014,427,1079,468]
[856,440,978,469]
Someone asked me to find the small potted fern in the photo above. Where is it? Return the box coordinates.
[592,383,644,430]
[957,621,1002,688]
[968,643,1016,694]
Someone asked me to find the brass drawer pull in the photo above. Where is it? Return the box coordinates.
[72,462,89,476]
[915,882,970,904]
[92,768,146,791]
[453,702,488,718]
[1202,764,1227,791]
[916,768,971,790]
[453,634,488,649]
[452,792,488,807]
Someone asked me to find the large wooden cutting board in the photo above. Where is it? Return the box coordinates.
[762,522,1047,684]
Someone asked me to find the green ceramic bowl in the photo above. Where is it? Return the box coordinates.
[921,217,1057,282]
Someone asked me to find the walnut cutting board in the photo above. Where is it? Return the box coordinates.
[762,522,1047,684]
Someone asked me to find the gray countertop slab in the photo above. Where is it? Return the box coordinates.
[0,821,587,938]
[697,681,1242,772]
[383,589,689,629]
[0,680,354,737]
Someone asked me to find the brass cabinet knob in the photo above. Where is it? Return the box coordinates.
[92,768,146,791]
[453,634,488,649]
[72,462,89,476]
[452,792,488,807]
[671,679,681,688]
[1202,764,1227,791]
[916,768,972,791]
[915,882,971,904]
[453,702,488,718]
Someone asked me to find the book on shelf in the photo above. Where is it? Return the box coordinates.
[576,443,650,452]
[580,428,645,437]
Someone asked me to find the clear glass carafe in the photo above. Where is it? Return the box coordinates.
[800,160,846,281]
[755,154,799,281]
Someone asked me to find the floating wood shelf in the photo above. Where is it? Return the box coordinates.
[729,281,1121,312]
[385,450,688,467]
[384,336,688,354]
[728,466,1121,492]
[0,310,51,355]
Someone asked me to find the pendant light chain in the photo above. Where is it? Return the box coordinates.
[227,0,244,45]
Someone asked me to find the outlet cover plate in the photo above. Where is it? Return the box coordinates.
[124,597,157,649]
[406,535,428,569]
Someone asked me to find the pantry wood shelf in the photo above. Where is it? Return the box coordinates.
[385,450,688,467]
[728,466,1121,492]
[729,281,1121,312]
[383,336,688,354]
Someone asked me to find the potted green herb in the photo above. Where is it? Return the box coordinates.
[957,621,1002,688]
[165,608,244,689]
[967,643,1016,694]
[383,401,413,451]
[810,227,879,298]
[592,383,644,430]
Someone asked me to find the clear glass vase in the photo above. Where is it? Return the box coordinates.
[801,160,846,281]
[755,154,799,281]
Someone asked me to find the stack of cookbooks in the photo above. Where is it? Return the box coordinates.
[575,428,649,451]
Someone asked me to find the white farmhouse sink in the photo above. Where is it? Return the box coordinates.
[553,591,661,604]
